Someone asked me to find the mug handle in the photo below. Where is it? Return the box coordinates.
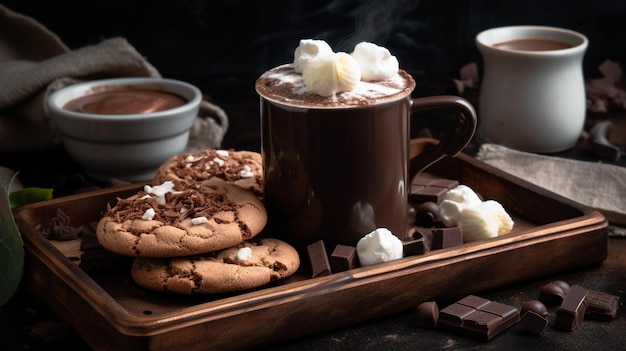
[408,95,477,179]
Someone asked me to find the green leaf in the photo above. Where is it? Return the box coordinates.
[9,187,53,209]
[0,181,25,306]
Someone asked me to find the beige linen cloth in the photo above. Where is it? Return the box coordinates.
[0,5,228,154]
[475,143,626,236]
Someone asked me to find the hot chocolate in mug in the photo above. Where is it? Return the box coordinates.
[476,25,588,153]
[256,65,477,251]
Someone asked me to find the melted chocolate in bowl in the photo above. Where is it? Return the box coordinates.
[63,89,187,115]
[257,64,416,251]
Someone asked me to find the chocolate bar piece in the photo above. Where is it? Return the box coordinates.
[554,284,588,331]
[307,240,331,278]
[438,295,520,340]
[431,227,463,250]
[519,310,548,336]
[585,290,620,321]
[403,237,426,256]
[329,244,359,272]
[409,174,459,204]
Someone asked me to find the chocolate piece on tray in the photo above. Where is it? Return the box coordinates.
[403,237,427,256]
[438,295,520,341]
[409,186,448,205]
[585,290,620,321]
[409,174,459,204]
[554,284,588,331]
[329,244,359,272]
[307,240,332,278]
[519,310,549,336]
[414,202,441,227]
[414,227,434,250]
[431,227,463,250]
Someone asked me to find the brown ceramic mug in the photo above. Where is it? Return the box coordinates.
[256,65,476,251]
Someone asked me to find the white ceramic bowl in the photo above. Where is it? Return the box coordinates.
[47,77,202,182]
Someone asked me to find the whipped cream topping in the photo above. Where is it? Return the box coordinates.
[351,42,399,81]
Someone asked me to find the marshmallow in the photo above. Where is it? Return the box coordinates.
[439,184,483,227]
[459,200,514,242]
[236,247,252,261]
[302,52,362,97]
[350,42,399,81]
[356,228,403,266]
[294,39,334,73]
[142,207,156,221]
[144,181,176,204]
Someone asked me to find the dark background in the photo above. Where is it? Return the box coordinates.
[4,0,626,153]
[3,0,626,81]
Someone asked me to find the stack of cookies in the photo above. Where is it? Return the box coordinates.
[96,149,300,294]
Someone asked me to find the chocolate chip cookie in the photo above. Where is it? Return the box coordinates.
[130,238,300,294]
[96,178,267,257]
[152,149,263,196]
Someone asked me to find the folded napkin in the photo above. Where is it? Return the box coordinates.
[0,5,227,154]
[475,143,626,236]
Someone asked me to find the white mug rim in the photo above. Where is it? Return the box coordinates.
[476,25,588,55]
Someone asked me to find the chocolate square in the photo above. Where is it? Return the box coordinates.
[585,290,620,321]
[520,310,548,335]
[329,244,358,272]
[307,240,331,278]
[554,285,589,331]
[438,295,520,340]
[431,227,463,250]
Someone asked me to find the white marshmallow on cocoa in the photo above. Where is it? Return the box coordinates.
[302,52,362,97]
[350,41,399,81]
[293,39,334,73]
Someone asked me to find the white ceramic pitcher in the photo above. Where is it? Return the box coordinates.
[476,26,588,153]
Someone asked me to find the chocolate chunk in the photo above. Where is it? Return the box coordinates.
[307,240,331,277]
[403,237,427,256]
[520,300,548,317]
[438,295,520,340]
[414,202,441,227]
[428,178,460,189]
[519,310,549,336]
[554,285,588,331]
[414,227,434,250]
[409,185,448,204]
[431,227,463,250]
[539,281,570,306]
[585,290,620,321]
[409,175,459,204]
[414,301,439,328]
[329,244,359,272]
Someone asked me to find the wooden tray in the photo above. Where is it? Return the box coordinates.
[13,153,608,351]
